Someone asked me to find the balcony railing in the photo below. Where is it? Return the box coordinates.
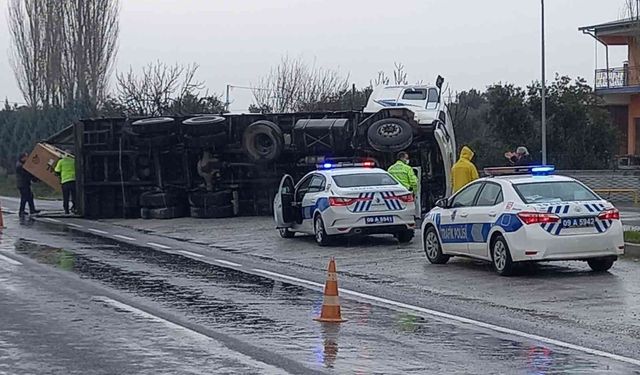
[595,66,640,89]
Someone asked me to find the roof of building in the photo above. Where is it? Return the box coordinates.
[579,18,640,37]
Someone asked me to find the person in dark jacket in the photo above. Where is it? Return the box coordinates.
[16,152,39,216]
[507,146,531,166]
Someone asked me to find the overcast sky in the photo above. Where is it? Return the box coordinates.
[0,0,630,111]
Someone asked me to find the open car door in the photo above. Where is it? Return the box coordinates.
[273,174,296,228]
[434,122,456,197]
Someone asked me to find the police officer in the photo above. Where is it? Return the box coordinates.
[54,152,76,214]
[451,145,479,193]
[388,151,418,192]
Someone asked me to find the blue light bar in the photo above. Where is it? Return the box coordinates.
[316,161,376,170]
[531,165,555,176]
[484,165,555,177]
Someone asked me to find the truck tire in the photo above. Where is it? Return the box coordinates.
[140,192,185,208]
[184,132,227,149]
[189,190,232,207]
[140,208,152,220]
[367,118,413,153]
[131,117,176,134]
[182,115,226,136]
[242,120,283,163]
[149,206,188,219]
[190,205,234,218]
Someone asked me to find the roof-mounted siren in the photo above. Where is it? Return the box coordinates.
[484,165,555,177]
[436,75,445,103]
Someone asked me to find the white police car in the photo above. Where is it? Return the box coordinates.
[274,161,417,246]
[421,166,624,275]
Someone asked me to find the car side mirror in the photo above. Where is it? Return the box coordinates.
[435,198,449,209]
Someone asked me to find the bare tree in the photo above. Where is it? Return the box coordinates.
[115,61,207,116]
[370,71,390,87]
[8,0,119,112]
[62,0,119,112]
[252,56,349,113]
[393,62,408,85]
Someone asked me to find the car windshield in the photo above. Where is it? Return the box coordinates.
[332,173,398,188]
[513,181,599,204]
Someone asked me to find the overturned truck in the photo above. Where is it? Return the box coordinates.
[52,82,456,219]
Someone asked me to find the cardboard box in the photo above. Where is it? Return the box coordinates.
[23,143,73,192]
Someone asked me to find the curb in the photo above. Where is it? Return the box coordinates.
[624,242,640,258]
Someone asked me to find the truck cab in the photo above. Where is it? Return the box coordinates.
[359,84,457,212]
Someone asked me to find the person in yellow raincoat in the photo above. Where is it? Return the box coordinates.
[451,146,479,193]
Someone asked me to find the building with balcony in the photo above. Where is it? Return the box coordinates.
[580,18,640,158]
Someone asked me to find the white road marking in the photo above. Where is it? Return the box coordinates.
[252,268,640,367]
[146,242,171,249]
[178,250,204,258]
[88,228,109,235]
[0,254,22,266]
[67,223,83,229]
[213,259,242,267]
[114,234,136,241]
[94,296,208,338]
[41,218,62,223]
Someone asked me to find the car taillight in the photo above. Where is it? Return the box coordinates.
[598,208,620,220]
[329,197,357,206]
[397,193,415,203]
[517,211,560,225]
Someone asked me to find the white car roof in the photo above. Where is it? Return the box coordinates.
[490,174,577,185]
[319,167,389,176]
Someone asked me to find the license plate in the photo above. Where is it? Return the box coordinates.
[561,217,595,228]
[365,215,394,224]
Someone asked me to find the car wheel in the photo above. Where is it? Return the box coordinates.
[367,118,413,153]
[423,226,449,264]
[587,258,615,272]
[492,235,515,276]
[395,229,414,244]
[140,207,151,220]
[314,215,331,246]
[279,228,295,238]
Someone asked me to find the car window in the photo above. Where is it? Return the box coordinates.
[402,89,427,100]
[513,181,599,204]
[427,88,439,103]
[295,175,313,201]
[476,183,502,206]
[307,175,326,193]
[332,173,398,188]
[451,183,483,208]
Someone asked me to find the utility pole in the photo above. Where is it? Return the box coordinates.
[225,84,230,113]
[541,0,547,164]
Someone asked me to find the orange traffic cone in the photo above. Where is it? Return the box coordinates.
[315,257,346,323]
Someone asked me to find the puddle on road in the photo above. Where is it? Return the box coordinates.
[11,232,640,374]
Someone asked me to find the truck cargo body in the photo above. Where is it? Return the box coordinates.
[59,84,456,219]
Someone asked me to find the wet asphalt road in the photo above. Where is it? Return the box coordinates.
[1,198,640,374]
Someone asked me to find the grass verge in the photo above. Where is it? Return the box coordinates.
[623,231,640,244]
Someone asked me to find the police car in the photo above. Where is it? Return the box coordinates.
[421,166,624,275]
[273,161,417,246]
